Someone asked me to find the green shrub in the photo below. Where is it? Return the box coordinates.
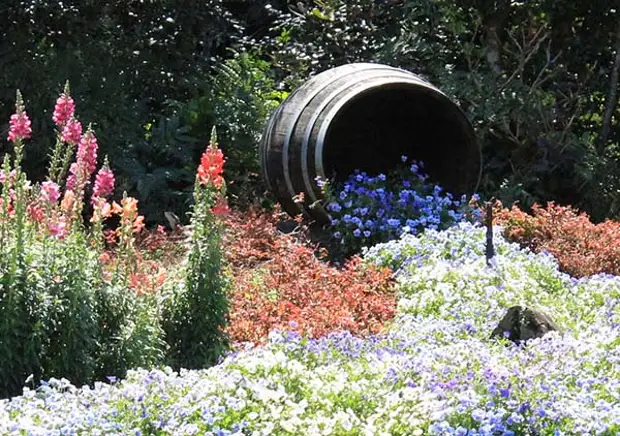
[93,283,165,382]
[0,89,168,398]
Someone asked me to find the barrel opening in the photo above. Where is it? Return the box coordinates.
[322,85,477,194]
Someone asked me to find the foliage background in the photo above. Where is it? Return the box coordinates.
[1,0,619,222]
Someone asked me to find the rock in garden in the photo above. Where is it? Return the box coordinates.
[491,305,559,343]
[276,219,299,234]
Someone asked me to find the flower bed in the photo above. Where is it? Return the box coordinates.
[3,223,619,434]
[320,158,477,256]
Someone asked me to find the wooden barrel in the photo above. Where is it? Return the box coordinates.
[259,62,479,224]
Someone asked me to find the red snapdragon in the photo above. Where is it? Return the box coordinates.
[197,144,225,188]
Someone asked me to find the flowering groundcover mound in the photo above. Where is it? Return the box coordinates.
[2,223,619,435]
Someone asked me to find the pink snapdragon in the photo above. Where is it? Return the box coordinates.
[7,91,32,143]
[61,118,82,145]
[66,128,99,190]
[77,129,98,177]
[0,169,17,186]
[41,180,61,203]
[48,214,67,239]
[66,163,77,191]
[53,93,75,127]
[93,165,115,199]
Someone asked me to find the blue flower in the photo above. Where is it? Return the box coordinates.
[387,218,401,228]
[327,202,341,212]
[353,229,361,237]
[471,408,486,422]
[405,219,418,228]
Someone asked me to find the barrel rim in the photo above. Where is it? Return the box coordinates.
[300,71,424,203]
[279,64,429,208]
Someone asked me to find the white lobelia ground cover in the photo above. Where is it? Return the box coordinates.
[1,223,619,435]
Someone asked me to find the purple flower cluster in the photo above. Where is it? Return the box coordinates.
[322,157,477,254]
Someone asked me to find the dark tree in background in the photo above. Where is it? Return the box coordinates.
[1,0,619,223]
[0,1,240,221]
[244,0,620,220]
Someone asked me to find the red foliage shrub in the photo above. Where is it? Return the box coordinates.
[221,206,397,346]
[99,204,396,346]
[495,201,620,277]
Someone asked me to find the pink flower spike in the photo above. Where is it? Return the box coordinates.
[48,215,67,239]
[61,118,83,145]
[0,169,17,186]
[77,129,98,177]
[53,93,75,127]
[66,163,78,191]
[8,111,32,143]
[93,165,115,199]
[41,180,61,203]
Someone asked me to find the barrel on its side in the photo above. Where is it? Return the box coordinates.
[259,62,479,224]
